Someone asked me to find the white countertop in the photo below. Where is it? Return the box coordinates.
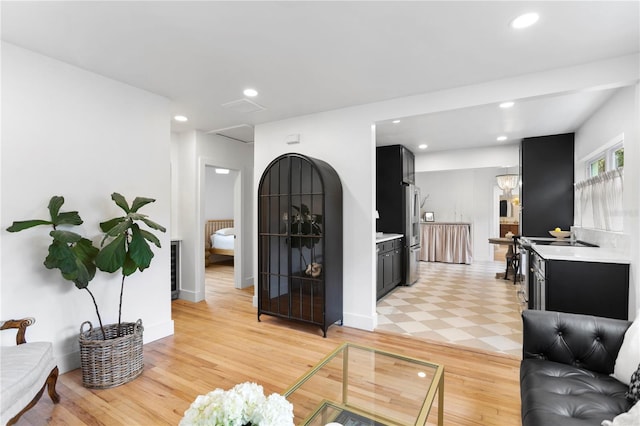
[530,244,630,264]
[375,233,403,243]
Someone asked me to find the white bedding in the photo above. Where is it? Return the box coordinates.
[210,233,235,250]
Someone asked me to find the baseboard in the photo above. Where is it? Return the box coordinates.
[343,312,376,331]
[143,319,175,344]
[178,289,203,303]
[57,319,175,375]
[241,276,254,289]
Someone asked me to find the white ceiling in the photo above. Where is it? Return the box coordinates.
[376,88,620,153]
[2,1,638,148]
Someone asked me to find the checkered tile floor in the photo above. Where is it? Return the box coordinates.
[376,260,523,357]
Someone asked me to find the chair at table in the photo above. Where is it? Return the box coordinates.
[510,235,521,284]
[0,317,60,425]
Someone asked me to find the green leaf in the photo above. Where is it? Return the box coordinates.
[74,238,99,269]
[139,229,162,248]
[48,196,65,221]
[111,193,130,213]
[130,197,155,213]
[71,258,91,289]
[54,211,83,226]
[95,234,126,273]
[140,217,166,233]
[71,238,99,288]
[44,240,77,275]
[127,213,148,221]
[128,224,154,270]
[6,220,52,232]
[50,230,82,244]
[104,218,132,238]
[122,253,138,276]
[99,217,125,233]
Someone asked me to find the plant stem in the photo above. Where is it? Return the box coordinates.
[118,273,125,337]
[84,288,106,340]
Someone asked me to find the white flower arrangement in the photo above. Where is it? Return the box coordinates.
[180,382,294,426]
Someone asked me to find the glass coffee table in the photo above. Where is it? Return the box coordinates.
[284,343,444,426]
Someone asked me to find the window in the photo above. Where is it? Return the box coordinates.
[587,141,624,177]
[577,135,624,231]
[614,147,624,168]
[589,156,606,177]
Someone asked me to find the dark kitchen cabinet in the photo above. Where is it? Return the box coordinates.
[520,133,574,237]
[546,259,629,320]
[257,153,343,337]
[376,237,403,300]
[376,144,415,234]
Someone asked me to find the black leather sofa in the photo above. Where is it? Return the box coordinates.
[521,310,633,426]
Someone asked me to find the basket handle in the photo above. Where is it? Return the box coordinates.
[80,321,93,334]
[134,319,143,334]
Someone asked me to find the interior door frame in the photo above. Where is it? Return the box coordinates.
[196,157,243,295]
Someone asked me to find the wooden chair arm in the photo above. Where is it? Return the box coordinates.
[0,317,36,345]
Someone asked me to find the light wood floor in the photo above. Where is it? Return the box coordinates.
[19,260,522,425]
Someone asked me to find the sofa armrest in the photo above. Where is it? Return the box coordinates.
[522,310,631,375]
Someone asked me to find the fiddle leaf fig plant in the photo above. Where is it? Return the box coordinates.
[6,196,106,339]
[95,193,166,334]
[6,192,166,340]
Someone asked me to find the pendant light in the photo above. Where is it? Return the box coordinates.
[496,174,519,197]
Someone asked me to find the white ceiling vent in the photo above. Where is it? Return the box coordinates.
[206,124,254,143]
[221,98,266,114]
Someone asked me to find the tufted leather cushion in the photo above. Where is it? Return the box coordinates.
[521,359,632,426]
[522,310,631,375]
[520,311,633,426]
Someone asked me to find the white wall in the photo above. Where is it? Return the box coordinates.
[205,168,236,220]
[255,114,377,330]
[575,84,639,318]
[1,43,174,373]
[415,144,519,172]
[415,167,516,261]
[172,131,254,301]
[254,54,638,332]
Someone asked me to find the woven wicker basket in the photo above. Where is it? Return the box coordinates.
[79,319,144,389]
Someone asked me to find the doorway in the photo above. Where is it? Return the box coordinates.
[204,165,239,293]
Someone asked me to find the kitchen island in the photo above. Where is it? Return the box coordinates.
[524,239,630,320]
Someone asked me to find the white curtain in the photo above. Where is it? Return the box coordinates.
[575,168,623,231]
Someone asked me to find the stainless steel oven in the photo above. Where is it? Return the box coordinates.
[517,243,530,308]
[530,250,546,310]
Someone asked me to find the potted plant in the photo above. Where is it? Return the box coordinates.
[6,193,166,389]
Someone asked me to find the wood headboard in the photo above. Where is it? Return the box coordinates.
[205,219,234,250]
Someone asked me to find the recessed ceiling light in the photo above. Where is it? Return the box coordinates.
[215,168,230,175]
[418,144,428,149]
[511,12,539,29]
[392,120,401,124]
[497,136,508,142]
[173,115,188,122]
[243,88,258,97]
[499,101,515,109]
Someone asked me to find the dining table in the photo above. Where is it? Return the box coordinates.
[488,237,517,280]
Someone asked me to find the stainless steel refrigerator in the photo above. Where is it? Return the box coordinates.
[404,184,421,285]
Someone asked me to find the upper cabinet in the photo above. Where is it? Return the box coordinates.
[257,153,343,337]
[377,145,415,185]
[376,145,416,235]
[520,133,574,237]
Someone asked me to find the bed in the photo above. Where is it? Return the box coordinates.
[205,219,235,265]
